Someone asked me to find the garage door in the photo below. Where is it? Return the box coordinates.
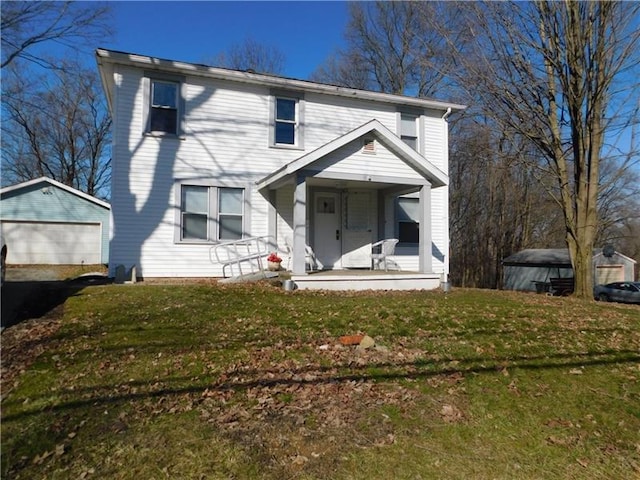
[2,221,102,264]
[595,265,624,284]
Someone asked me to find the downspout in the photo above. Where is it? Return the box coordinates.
[441,106,452,290]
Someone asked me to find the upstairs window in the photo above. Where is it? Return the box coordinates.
[275,97,297,145]
[400,113,418,151]
[270,91,304,149]
[150,80,179,134]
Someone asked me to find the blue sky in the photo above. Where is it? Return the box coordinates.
[106,1,349,79]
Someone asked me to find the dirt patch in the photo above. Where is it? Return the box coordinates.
[1,266,109,329]
[5,264,107,282]
[5,267,62,282]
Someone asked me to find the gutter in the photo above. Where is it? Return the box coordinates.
[95,48,467,114]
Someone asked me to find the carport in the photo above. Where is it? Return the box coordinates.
[503,247,637,292]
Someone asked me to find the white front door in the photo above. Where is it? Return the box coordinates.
[313,192,342,269]
[341,191,375,268]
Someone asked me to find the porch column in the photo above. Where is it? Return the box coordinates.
[292,174,307,275]
[418,183,432,273]
[267,189,277,252]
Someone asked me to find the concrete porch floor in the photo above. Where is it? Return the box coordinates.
[289,269,443,291]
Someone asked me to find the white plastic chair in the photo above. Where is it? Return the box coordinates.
[370,239,399,271]
[284,236,323,271]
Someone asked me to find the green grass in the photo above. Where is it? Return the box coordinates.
[2,283,639,479]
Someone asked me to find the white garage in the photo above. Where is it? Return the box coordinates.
[1,221,103,265]
[595,264,624,284]
[0,177,110,265]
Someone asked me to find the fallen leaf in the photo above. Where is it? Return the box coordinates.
[440,404,463,423]
[547,435,568,446]
[291,454,309,466]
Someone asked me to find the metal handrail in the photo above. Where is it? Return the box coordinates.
[210,236,274,278]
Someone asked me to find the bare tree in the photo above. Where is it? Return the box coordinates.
[207,37,286,75]
[449,116,566,288]
[452,1,640,298]
[309,50,372,90]
[2,61,111,198]
[311,1,462,97]
[1,0,113,197]
[1,1,112,70]
[313,1,639,293]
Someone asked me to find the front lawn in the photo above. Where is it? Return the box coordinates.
[2,283,639,479]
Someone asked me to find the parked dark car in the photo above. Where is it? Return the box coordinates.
[593,282,640,304]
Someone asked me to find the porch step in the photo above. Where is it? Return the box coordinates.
[218,271,279,284]
[291,272,442,291]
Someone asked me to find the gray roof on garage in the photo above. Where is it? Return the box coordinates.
[503,249,573,267]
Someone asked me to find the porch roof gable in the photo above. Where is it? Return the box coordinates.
[256,119,448,190]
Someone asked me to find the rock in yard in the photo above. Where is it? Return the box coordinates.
[357,335,375,349]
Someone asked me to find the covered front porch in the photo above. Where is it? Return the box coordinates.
[256,119,449,289]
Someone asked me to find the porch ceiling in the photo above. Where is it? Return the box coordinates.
[303,175,421,193]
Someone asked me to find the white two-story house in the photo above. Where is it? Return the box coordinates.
[96,48,464,289]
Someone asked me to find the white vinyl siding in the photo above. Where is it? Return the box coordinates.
[313,140,424,181]
[422,115,448,169]
[107,65,451,278]
[420,114,449,276]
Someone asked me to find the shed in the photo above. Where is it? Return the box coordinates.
[0,177,110,265]
[502,248,636,292]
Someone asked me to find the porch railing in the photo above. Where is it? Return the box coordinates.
[210,236,274,278]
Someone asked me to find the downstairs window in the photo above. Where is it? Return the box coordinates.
[178,184,245,242]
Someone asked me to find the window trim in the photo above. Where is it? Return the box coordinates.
[269,89,304,150]
[217,187,245,241]
[397,110,422,154]
[181,185,210,241]
[395,195,420,245]
[174,180,250,244]
[274,97,297,145]
[143,71,186,138]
